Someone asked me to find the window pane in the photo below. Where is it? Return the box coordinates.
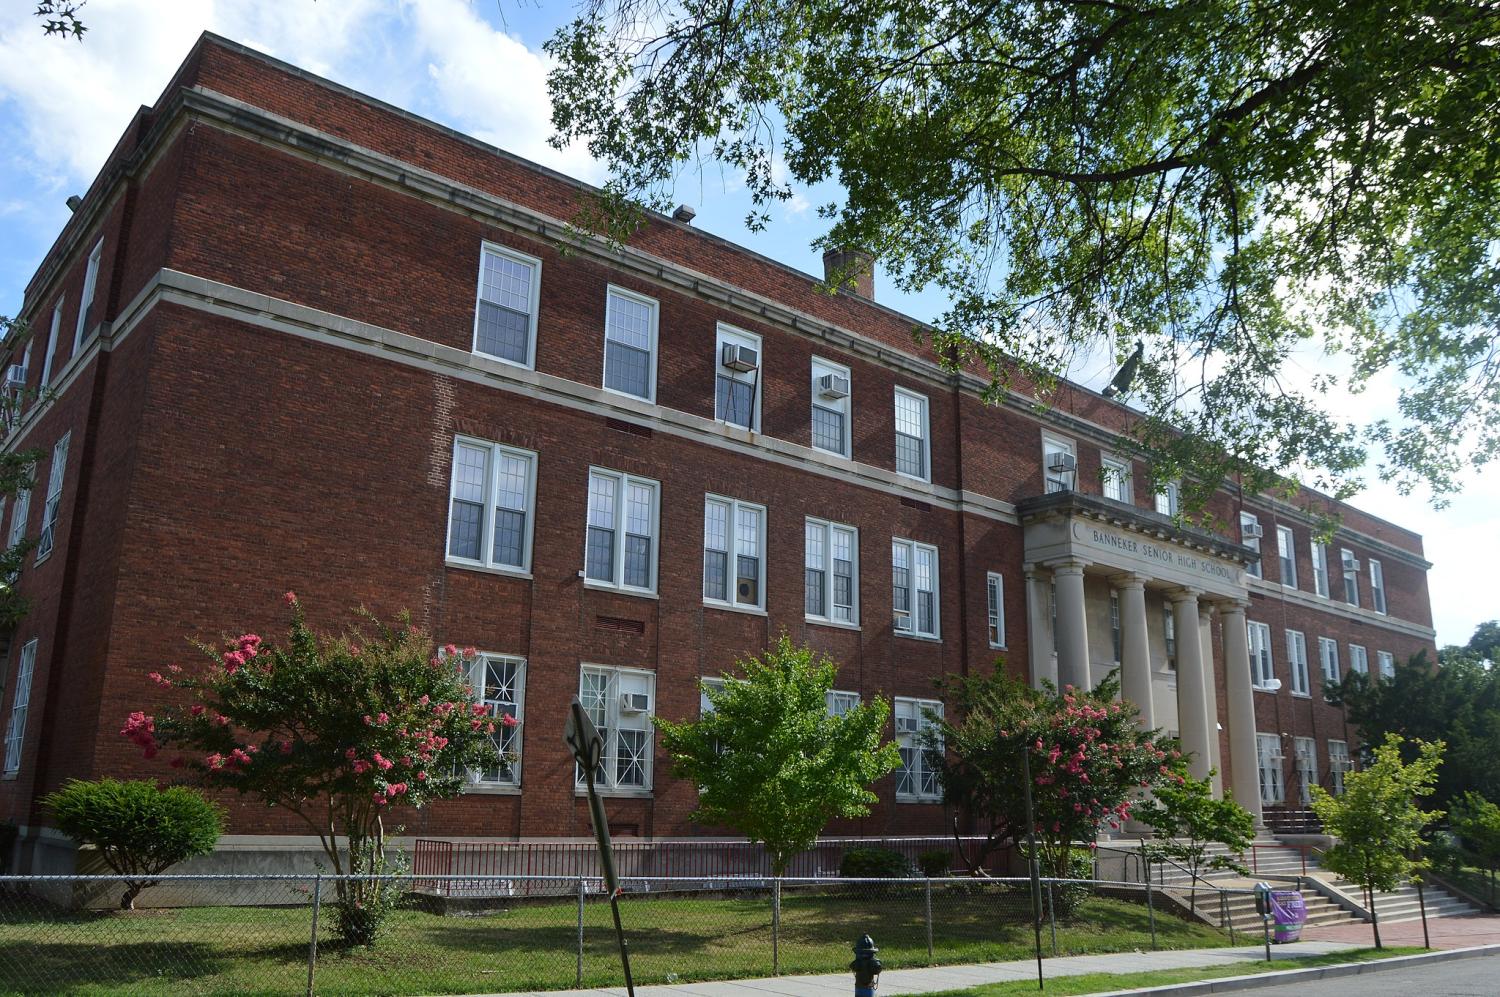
[606,293,652,349]
[588,475,616,529]
[586,527,614,582]
[616,728,648,786]
[805,567,825,616]
[896,432,924,477]
[624,535,651,588]
[476,300,530,363]
[832,529,854,621]
[812,405,845,453]
[495,454,529,512]
[805,521,826,616]
[895,392,924,436]
[705,550,729,601]
[736,554,760,605]
[705,501,728,552]
[481,251,532,312]
[492,509,526,567]
[605,340,651,397]
[717,376,754,427]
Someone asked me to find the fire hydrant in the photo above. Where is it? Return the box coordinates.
[851,934,882,997]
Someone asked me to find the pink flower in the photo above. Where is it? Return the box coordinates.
[345,747,358,759]
[416,770,428,782]
[168,663,183,674]
[284,591,298,605]
[222,650,245,673]
[190,704,205,717]
[377,712,389,725]
[388,782,408,796]
[353,759,372,774]
[206,753,226,770]
[148,672,167,686]
[363,715,374,726]
[461,646,477,658]
[418,695,430,706]
[443,643,458,657]
[501,714,519,728]
[372,792,388,806]
[214,713,231,727]
[230,748,252,766]
[373,753,393,772]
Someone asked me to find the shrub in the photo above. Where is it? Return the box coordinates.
[918,848,952,877]
[839,846,913,879]
[0,821,17,875]
[43,779,222,909]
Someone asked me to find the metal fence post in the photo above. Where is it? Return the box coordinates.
[772,877,782,976]
[1144,872,1157,951]
[306,874,322,997]
[1046,881,1057,955]
[924,878,934,962]
[577,877,586,987]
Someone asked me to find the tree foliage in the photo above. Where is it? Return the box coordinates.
[1448,791,1500,893]
[1310,734,1444,949]
[654,635,900,876]
[124,595,503,944]
[1137,772,1255,909]
[43,778,223,910]
[548,0,1500,507]
[935,667,1178,878]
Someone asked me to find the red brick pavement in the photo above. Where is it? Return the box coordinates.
[1299,913,1500,950]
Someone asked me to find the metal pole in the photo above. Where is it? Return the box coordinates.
[1417,878,1430,949]
[1046,880,1057,955]
[1145,872,1157,951]
[306,874,322,997]
[924,877,934,963]
[1262,914,1271,962]
[1021,744,1044,990]
[773,877,781,976]
[577,877,586,987]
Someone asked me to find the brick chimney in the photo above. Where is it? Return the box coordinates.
[822,248,874,299]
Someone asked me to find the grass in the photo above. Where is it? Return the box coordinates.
[0,885,1234,996]
[1432,864,1500,910]
[918,946,1427,997]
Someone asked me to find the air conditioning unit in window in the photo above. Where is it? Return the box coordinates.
[1047,452,1077,473]
[817,373,850,400]
[720,343,759,372]
[1343,554,1361,571]
[736,579,755,602]
[1241,522,1264,540]
[619,692,650,714]
[895,715,921,735]
[4,365,25,391]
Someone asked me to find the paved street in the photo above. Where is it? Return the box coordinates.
[1238,951,1500,995]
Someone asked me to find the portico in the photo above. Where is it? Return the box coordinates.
[1017,492,1262,820]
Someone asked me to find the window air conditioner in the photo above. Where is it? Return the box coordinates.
[4,365,25,390]
[817,373,850,400]
[1343,554,1361,571]
[720,343,759,372]
[1046,452,1077,473]
[895,716,920,735]
[619,692,650,714]
[736,579,756,602]
[1241,522,1264,540]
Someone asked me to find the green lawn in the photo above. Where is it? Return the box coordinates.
[0,885,1234,996]
[921,947,1427,997]
[1434,865,1500,910]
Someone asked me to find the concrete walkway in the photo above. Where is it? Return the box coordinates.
[1300,911,1500,950]
[466,941,1365,997]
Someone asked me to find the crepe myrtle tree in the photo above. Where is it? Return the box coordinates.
[935,666,1180,878]
[122,594,505,945]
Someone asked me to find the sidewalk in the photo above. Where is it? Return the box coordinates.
[466,941,1364,997]
[1300,911,1500,950]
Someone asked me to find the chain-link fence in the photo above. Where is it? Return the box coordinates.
[0,873,1250,996]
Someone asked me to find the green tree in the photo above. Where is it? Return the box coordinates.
[548,0,1500,506]
[654,634,900,876]
[1137,772,1256,912]
[1309,734,1444,949]
[935,667,1177,879]
[123,595,503,944]
[43,778,223,910]
[1448,792,1500,906]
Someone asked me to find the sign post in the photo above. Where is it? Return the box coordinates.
[1021,744,1044,990]
[565,697,636,997]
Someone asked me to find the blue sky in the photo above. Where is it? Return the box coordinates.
[0,0,1492,645]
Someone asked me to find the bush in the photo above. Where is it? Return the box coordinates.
[43,779,222,909]
[331,840,407,947]
[839,846,913,879]
[918,848,952,877]
[0,821,17,875]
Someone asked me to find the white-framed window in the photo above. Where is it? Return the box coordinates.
[34,432,70,564]
[1164,605,1177,669]
[1377,650,1396,680]
[810,357,851,457]
[6,465,30,550]
[2,638,38,776]
[1257,732,1284,805]
[1318,637,1340,685]
[578,664,655,791]
[40,302,62,390]
[893,387,930,480]
[1346,645,1367,677]
[703,495,765,610]
[986,572,1006,648]
[585,468,659,593]
[445,437,537,573]
[894,697,943,802]
[805,519,858,625]
[892,538,939,639]
[472,242,541,367]
[73,238,102,354]
[1286,630,1310,696]
[1311,541,1330,598]
[467,653,525,787]
[1293,736,1318,805]
[1101,456,1130,502]
[1369,559,1387,615]
[1241,513,1262,579]
[1248,621,1275,689]
[1041,435,1076,494]
[1340,548,1360,605]
[602,286,658,401]
[1328,740,1351,795]
[1155,481,1180,516]
[715,324,761,431]
[826,690,859,717]
[1277,526,1298,588]
[1109,590,1121,663]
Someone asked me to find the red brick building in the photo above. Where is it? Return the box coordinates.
[0,35,1436,873]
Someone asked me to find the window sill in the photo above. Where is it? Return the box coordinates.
[33,553,51,569]
[602,385,656,406]
[463,783,522,796]
[895,471,933,486]
[806,617,861,632]
[470,348,535,372]
[895,795,943,805]
[989,643,1008,651]
[582,582,659,600]
[894,631,942,644]
[1,772,16,781]
[1252,685,1278,694]
[704,601,767,617]
[574,787,653,800]
[1290,692,1312,699]
[811,446,852,461]
[445,559,533,579]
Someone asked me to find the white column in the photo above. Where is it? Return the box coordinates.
[1199,605,1224,798]
[1051,559,1092,692]
[1025,565,1056,689]
[1169,588,1213,782]
[1112,573,1154,730]
[1220,601,1263,825]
